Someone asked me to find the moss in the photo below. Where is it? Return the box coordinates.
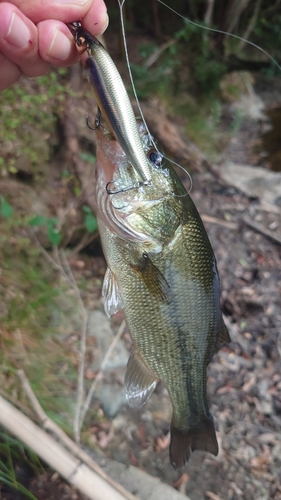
[0,68,72,180]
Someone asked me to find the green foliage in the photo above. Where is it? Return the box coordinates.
[253,14,281,56]
[0,197,13,218]
[82,205,98,233]
[130,42,178,99]
[130,19,227,99]
[0,431,41,500]
[80,152,96,164]
[30,216,62,246]
[175,21,227,93]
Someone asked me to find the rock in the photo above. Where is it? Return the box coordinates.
[87,310,129,417]
[94,377,126,418]
[231,92,265,121]
[101,459,191,500]
[87,310,128,371]
[220,72,266,121]
[219,162,281,205]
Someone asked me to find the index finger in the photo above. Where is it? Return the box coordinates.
[1,0,108,34]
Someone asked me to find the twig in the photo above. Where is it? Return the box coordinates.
[143,39,176,69]
[28,228,63,273]
[0,393,136,500]
[238,0,262,50]
[243,217,281,245]
[17,370,138,500]
[201,214,238,229]
[56,195,86,233]
[78,320,126,435]
[59,250,89,443]
[29,230,89,442]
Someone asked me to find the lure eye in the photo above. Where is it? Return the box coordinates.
[148,149,163,167]
[77,36,86,47]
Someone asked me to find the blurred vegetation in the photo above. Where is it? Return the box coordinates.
[0,68,71,178]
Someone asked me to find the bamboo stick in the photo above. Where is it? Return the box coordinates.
[0,395,129,500]
[17,370,138,500]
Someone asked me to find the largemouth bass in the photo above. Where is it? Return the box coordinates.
[95,119,230,468]
[69,22,230,468]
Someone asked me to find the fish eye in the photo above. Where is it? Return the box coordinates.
[148,149,163,167]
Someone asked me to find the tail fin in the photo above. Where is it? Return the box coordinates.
[169,415,218,469]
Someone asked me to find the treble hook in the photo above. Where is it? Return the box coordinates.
[86,109,101,130]
[106,180,145,195]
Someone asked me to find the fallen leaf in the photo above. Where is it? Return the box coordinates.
[155,435,170,451]
[84,368,97,381]
[242,376,256,393]
[205,491,222,500]
[250,448,271,469]
[70,260,85,269]
[129,451,139,467]
[173,473,189,492]
[137,424,146,441]
[216,384,234,395]
[97,426,114,449]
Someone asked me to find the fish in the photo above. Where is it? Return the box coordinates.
[96,118,230,468]
[69,22,230,468]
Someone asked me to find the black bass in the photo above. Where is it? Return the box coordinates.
[95,118,230,468]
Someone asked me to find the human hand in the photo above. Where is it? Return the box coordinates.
[0,0,108,91]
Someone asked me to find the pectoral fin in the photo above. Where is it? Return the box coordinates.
[130,253,171,304]
[102,267,123,318]
[124,348,159,408]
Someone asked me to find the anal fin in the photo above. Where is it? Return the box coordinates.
[102,267,123,318]
[124,348,158,408]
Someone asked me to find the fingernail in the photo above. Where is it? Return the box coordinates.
[48,29,72,60]
[100,13,109,35]
[56,0,88,3]
[5,12,31,49]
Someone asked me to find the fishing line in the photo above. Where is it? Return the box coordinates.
[118,0,193,195]
[163,155,193,195]
[118,0,280,197]
[157,0,281,73]
[117,0,159,153]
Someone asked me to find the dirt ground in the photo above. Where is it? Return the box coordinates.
[32,107,281,499]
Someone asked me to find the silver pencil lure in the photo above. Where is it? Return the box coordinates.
[68,21,152,185]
